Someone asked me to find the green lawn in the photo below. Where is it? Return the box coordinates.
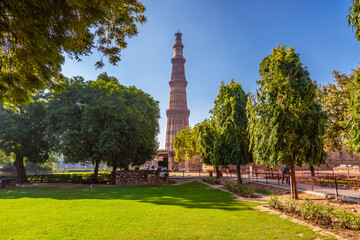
[0,181,332,239]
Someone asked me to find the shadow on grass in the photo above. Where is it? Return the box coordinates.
[0,181,256,211]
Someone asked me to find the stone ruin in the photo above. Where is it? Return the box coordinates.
[116,159,169,185]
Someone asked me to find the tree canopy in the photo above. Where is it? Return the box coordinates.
[0,98,50,183]
[348,68,360,154]
[47,73,160,182]
[349,0,360,41]
[173,126,199,163]
[0,0,146,105]
[211,80,251,183]
[247,45,327,199]
[319,70,354,152]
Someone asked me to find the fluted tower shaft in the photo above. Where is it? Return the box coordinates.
[165,32,190,151]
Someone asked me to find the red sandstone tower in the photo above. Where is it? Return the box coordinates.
[165,32,190,151]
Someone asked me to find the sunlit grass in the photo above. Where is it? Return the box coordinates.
[0,182,332,239]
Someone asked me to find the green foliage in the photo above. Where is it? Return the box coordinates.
[269,196,283,210]
[347,68,360,154]
[28,172,111,184]
[348,0,360,41]
[300,199,333,225]
[196,119,220,166]
[223,181,255,198]
[0,0,146,105]
[247,45,327,168]
[211,80,252,167]
[202,176,221,185]
[0,98,51,182]
[173,126,199,162]
[0,99,50,161]
[319,70,353,152]
[47,73,160,173]
[269,197,360,230]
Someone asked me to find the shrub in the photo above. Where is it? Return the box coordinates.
[269,196,283,210]
[203,177,221,185]
[27,172,111,184]
[334,211,360,230]
[223,181,255,198]
[269,197,360,230]
[283,199,297,214]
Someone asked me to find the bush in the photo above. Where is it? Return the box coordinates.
[203,177,221,185]
[223,181,255,198]
[334,211,360,230]
[268,197,360,230]
[283,199,297,214]
[269,196,283,210]
[27,172,111,184]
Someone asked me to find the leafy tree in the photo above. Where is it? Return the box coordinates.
[318,70,353,152]
[0,99,50,183]
[173,126,199,163]
[349,0,360,41]
[211,80,252,184]
[197,119,223,178]
[47,73,160,183]
[247,45,327,199]
[348,68,360,154]
[0,0,146,105]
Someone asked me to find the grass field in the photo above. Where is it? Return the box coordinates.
[0,181,332,239]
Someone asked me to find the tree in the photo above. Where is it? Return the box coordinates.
[1,0,146,105]
[0,99,50,183]
[318,70,353,152]
[47,73,160,183]
[173,126,199,163]
[211,80,252,184]
[349,0,360,41]
[247,45,327,199]
[197,119,224,178]
[348,68,360,154]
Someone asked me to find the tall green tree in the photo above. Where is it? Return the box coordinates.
[197,119,224,178]
[348,68,360,154]
[173,126,199,163]
[247,45,327,199]
[211,80,252,184]
[0,99,50,183]
[47,74,160,183]
[0,0,146,105]
[318,70,353,152]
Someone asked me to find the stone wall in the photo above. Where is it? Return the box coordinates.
[116,170,168,185]
[0,178,16,188]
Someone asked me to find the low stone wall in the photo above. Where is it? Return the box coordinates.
[116,170,168,185]
[0,178,16,188]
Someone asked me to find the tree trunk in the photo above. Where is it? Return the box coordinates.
[236,164,242,184]
[289,164,298,199]
[111,161,117,185]
[269,167,274,178]
[14,155,30,184]
[215,166,220,179]
[309,165,315,177]
[92,159,101,184]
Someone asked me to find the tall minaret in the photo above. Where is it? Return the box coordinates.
[165,32,190,151]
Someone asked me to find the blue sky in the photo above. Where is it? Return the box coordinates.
[62,0,360,149]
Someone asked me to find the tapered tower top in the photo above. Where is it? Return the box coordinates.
[173,32,184,58]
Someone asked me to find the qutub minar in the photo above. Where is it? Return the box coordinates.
[165,32,190,151]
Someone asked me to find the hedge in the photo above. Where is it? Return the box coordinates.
[27,172,111,184]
